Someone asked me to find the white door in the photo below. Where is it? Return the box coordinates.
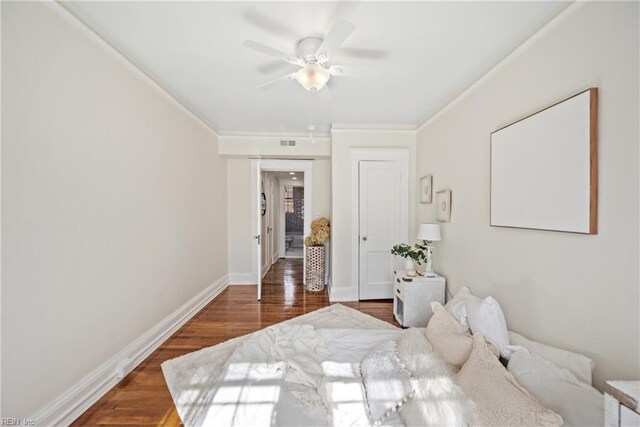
[253,161,263,300]
[359,161,402,299]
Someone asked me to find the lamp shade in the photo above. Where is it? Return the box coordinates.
[295,63,330,92]
[417,223,441,241]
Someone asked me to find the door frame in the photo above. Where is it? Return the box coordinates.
[350,149,409,298]
[251,159,313,291]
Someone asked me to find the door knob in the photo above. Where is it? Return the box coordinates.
[362,236,367,241]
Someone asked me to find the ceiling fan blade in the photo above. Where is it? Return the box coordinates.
[316,86,332,104]
[329,65,381,79]
[244,8,299,40]
[337,47,390,60]
[328,1,359,25]
[243,40,302,66]
[316,18,355,58]
[258,73,296,90]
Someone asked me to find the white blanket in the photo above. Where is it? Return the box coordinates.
[162,304,397,426]
[228,324,331,389]
[161,305,474,426]
[193,326,408,427]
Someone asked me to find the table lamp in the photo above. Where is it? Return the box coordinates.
[417,223,441,275]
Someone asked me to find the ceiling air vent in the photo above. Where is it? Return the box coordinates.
[280,140,297,147]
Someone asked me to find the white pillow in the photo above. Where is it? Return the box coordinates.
[507,348,603,427]
[506,331,595,385]
[360,340,416,425]
[463,294,510,357]
[444,287,510,357]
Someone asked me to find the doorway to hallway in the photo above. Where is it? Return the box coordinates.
[251,159,313,300]
[284,184,304,258]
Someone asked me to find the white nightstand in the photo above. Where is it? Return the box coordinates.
[605,381,640,426]
[393,270,445,327]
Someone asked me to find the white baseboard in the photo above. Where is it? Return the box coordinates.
[329,286,358,302]
[228,273,254,285]
[30,274,230,426]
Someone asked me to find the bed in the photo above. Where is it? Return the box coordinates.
[162,297,604,427]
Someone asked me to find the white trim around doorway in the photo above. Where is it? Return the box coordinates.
[350,149,409,300]
[251,160,313,285]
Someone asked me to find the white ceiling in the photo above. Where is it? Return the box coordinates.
[64,1,569,136]
[270,171,304,182]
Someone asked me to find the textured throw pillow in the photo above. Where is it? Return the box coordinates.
[425,302,475,368]
[464,294,510,357]
[507,331,595,385]
[455,335,563,427]
[361,340,416,425]
[507,349,603,427]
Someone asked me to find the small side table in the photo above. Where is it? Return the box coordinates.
[605,380,640,426]
[393,270,445,327]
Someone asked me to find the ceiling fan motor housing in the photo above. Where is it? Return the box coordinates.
[297,37,326,64]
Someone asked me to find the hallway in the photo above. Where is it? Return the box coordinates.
[73,258,395,425]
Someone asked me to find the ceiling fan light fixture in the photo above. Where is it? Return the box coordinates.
[295,63,330,92]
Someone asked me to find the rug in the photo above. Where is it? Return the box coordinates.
[161,304,397,426]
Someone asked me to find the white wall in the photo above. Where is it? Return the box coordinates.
[416,2,639,389]
[218,135,330,158]
[226,159,331,282]
[227,159,253,283]
[2,2,228,418]
[330,129,417,300]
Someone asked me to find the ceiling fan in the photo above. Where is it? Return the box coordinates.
[243,18,380,94]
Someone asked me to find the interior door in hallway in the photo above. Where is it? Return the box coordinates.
[254,161,262,300]
[358,160,403,300]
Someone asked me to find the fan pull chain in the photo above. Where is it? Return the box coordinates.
[309,92,316,143]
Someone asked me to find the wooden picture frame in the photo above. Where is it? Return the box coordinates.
[436,189,451,222]
[490,88,598,234]
[419,175,433,203]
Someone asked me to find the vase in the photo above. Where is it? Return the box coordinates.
[305,246,325,292]
[405,259,417,277]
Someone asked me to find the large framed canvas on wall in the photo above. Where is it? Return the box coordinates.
[490,88,598,234]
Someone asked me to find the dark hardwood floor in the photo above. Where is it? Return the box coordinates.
[73,258,395,425]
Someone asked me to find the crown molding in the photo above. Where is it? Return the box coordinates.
[47,1,219,137]
[218,130,330,138]
[331,123,417,132]
[416,0,580,133]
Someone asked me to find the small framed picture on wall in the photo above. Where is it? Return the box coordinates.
[419,175,433,204]
[436,189,451,222]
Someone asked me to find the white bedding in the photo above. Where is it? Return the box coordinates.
[163,304,577,427]
[193,326,406,426]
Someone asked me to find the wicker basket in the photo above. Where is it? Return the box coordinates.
[305,246,325,292]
